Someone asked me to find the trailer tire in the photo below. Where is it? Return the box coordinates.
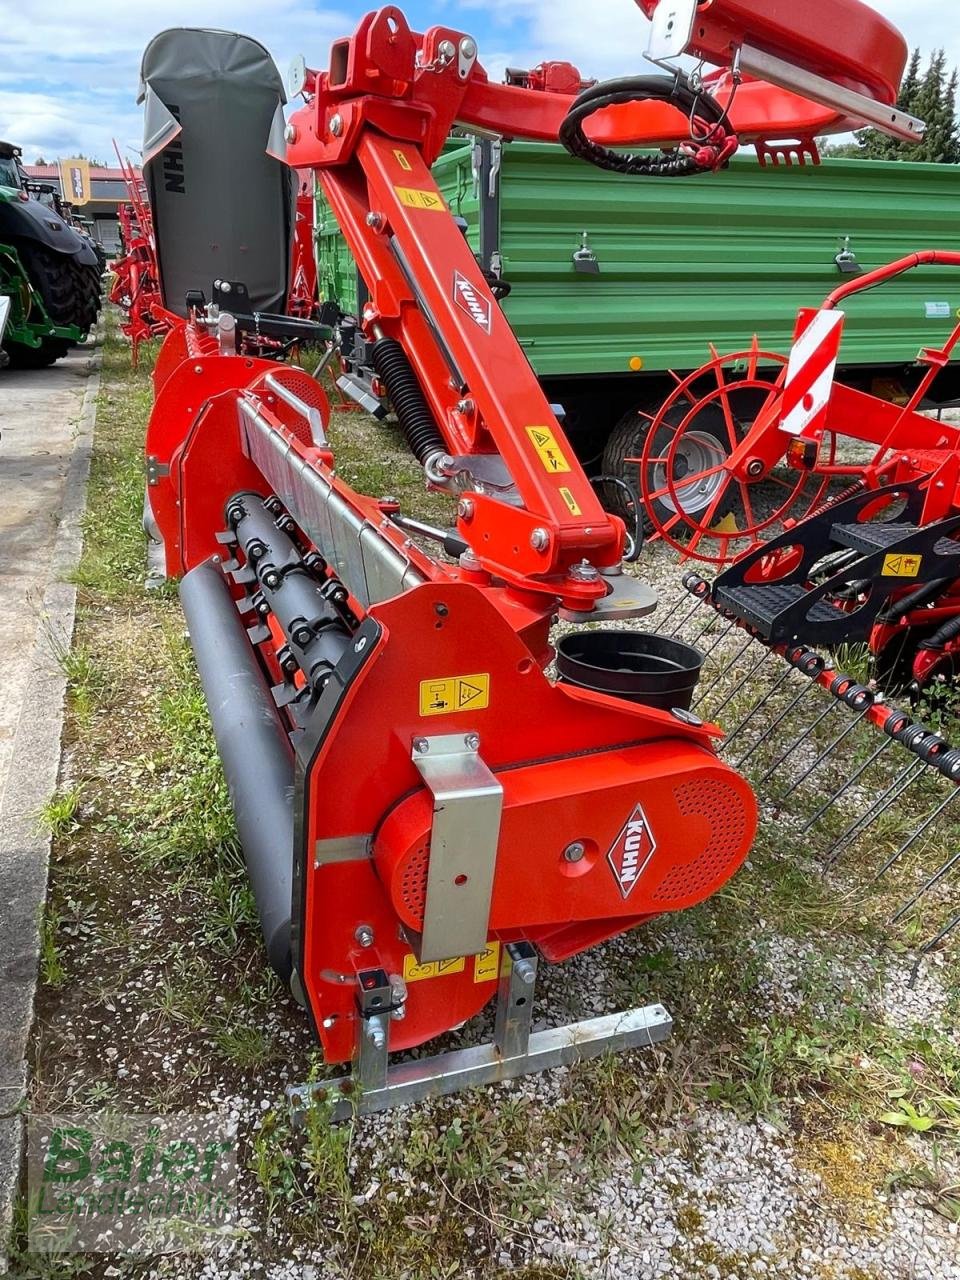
[601,401,734,534]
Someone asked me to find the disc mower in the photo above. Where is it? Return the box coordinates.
[142,0,918,1113]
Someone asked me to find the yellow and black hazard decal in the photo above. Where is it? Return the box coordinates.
[394,186,445,212]
[526,425,571,474]
[472,943,501,983]
[419,673,490,717]
[403,954,466,983]
[558,486,582,516]
[393,149,412,171]
[882,553,923,579]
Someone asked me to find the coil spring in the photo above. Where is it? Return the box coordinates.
[370,338,446,465]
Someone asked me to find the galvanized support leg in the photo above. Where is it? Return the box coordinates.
[287,945,672,1123]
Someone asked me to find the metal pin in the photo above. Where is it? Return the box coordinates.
[776,705,872,800]
[758,700,840,789]
[733,679,819,771]
[719,665,796,752]
[893,845,960,926]
[823,759,926,868]
[803,739,893,834]
[877,787,960,882]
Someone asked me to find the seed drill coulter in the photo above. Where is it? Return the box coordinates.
[142,1,918,1113]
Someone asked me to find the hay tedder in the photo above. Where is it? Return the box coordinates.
[141,1,919,1113]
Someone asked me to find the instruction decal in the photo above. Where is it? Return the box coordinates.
[473,943,501,983]
[882,553,923,579]
[394,185,445,212]
[419,672,491,717]
[403,954,466,983]
[526,425,572,474]
[393,149,412,171]
[559,486,582,516]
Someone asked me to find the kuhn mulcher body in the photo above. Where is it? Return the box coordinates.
[143,1,917,1112]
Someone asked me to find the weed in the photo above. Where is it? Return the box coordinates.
[38,904,66,988]
[37,786,82,839]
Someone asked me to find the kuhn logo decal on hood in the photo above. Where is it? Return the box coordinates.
[452,271,492,334]
[606,803,657,899]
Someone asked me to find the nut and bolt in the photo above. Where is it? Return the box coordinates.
[459,549,482,572]
[366,1022,386,1050]
[284,122,298,143]
[456,398,474,414]
[465,733,480,750]
[437,38,456,60]
[458,498,475,521]
[746,459,765,478]
[413,737,430,754]
[568,559,600,583]
[354,924,374,948]
[262,569,281,589]
[366,211,384,230]
[460,37,477,59]
[329,113,343,137]
[563,841,586,864]
[530,527,550,553]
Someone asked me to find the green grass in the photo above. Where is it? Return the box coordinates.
[36,786,82,840]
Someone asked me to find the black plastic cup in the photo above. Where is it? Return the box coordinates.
[557,630,703,712]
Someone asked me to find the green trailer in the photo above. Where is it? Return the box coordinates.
[316,140,960,464]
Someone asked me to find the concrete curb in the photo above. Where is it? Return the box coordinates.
[0,338,102,1271]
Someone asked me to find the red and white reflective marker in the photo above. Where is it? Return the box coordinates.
[779,307,846,438]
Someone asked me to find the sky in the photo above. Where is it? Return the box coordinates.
[0,0,955,164]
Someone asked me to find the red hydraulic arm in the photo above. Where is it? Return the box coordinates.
[286,0,916,614]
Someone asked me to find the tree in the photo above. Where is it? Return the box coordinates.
[851,49,960,163]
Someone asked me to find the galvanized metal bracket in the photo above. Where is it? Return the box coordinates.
[287,941,672,1122]
[146,455,170,487]
[411,732,503,963]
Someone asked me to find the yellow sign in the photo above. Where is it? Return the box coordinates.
[473,943,501,983]
[58,157,91,207]
[526,426,571,474]
[882,553,923,578]
[419,672,491,717]
[395,186,445,212]
[403,954,466,983]
[393,149,412,171]
[559,486,582,516]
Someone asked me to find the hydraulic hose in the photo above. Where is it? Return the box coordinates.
[370,337,446,465]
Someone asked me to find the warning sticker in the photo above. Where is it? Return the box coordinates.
[473,942,501,983]
[403,954,466,983]
[559,486,582,516]
[882,553,923,578]
[393,149,412,172]
[419,672,491,717]
[526,425,572,474]
[395,185,445,212]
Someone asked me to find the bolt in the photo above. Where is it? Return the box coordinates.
[330,113,343,137]
[366,1022,386,1050]
[193,364,203,374]
[458,498,475,521]
[465,733,480,750]
[262,569,281,589]
[456,398,474,414]
[460,37,477,59]
[354,924,374,947]
[438,38,456,60]
[284,122,298,143]
[530,527,550,553]
[354,636,367,653]
[413,737,430,754]
[366,211,383,230]
[568,559,600,583]
[563,841,586,863]
[459,549,482,572]
[746,459,765,478]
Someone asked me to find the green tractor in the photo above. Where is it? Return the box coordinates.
[0,142,102,368]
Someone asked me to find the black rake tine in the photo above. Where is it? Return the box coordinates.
[734,680,819,771]
[707,646,777,720]
[656,590,693,632]
[910,909,960,987]
[776,705,872,800]
[823,759,926,868]
[699,617,738,663]
[802,739,894,834]
[695,631,756,707]
[719,665,796,752]
[893,848,960,926]
[758,699,841,789]
[667,596,707,638]
[877,788,960,882]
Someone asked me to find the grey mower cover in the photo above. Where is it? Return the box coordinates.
[139,28,294,317]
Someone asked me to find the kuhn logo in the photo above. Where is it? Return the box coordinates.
[606,803,657,899]
[452,271,492,334]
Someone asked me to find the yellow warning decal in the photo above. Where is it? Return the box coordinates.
[419,672,491,717]
[882,553,923,579]
[526,425,572,474]
[403,954,466,983]
[559,486,582,516]
[473,942,501,983]
[393,149,412,172]
[395,185,445,212]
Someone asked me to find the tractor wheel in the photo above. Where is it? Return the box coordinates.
[4,337,70,368]
[16,242,79,328]
[70,260,102,332]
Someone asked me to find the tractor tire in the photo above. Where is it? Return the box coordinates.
[4,336,70,368]
[70,260,102,332]
[16,242,79,328]
[601,401,735,535]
